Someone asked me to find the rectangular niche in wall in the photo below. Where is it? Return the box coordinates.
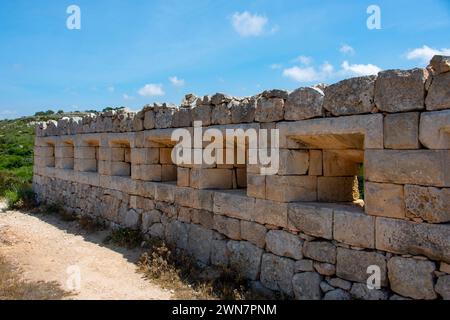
[75,139,99,172]
[55,141,74,170]
[98,141,131,177]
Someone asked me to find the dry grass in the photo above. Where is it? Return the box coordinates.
[0,256,69,300]
[137,239,267,300]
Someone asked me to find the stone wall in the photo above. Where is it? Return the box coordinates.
[33,56,450,300]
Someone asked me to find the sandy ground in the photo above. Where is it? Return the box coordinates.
[0,202,172,300]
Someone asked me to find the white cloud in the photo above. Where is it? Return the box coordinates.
[169,76,185,87]
[294,55,313,65]
[123,94,134,100]
[341,61,381,76]
[283,60,381,83]
[138,84,165,97]
[231,11,268,37]
[340,44,355,55]
[270,63,282,70]
[406,45,450,63]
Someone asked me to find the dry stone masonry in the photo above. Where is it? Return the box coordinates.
[33,56,450,300]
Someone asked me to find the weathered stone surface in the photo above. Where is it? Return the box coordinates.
[404,185,450,223]
[211,103,232,125]
[213,215,241,240]
[308,150,322,176]
[323,289,351,300]
[266,175,317,202]
[260,253,295,296]
[334,207,375,248]
[387,257,437,300]
[292,272,322,300]
[252,199,288,228]
[435,275,450,300]
[141,209,161,231]
[295,259,314,272]
[213,191,254,221]
[284,87,324,120]
[288,202,333,239]
[246,174,265,199]
[227,241,263,280]
[322,150,360,177]
[375,68,428,112]
[255,97,284,122]
[187,224,213,264]
[336,248,387,285]
[328,278,351,291]
[350,283,389,300]
[191,168,233,189]
[426,72,450,111]
[376,217,450,263]
[419,110,450,149]
[314,262,335,276]
[365,150,449,187]
[324,75,376,116]
[191,104,212,126]
[429,55,450,74]
[143,110,156,130]
[121,209,140,229]
[231,100,256,123]
[154,107,174,129]
[303,241,336,264]
[172,108,192,127]
[210,240,229,267]
[266,230,303,260]
[262,89,288,99]
[165,220,188,250]
[384,112,420,149]
[278,149,309,175]
[365,182,405,219]
[211,93,232,105]
[240,221,267,248]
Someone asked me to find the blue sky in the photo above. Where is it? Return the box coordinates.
[0,0,449,118]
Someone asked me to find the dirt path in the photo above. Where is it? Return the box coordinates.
[0,204,172,300]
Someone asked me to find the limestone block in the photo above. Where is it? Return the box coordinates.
[141,210,161,231]
[246,174,265,199]
[211,103,232,125]
[231,100,256,123]
[429,55,450,74]
[159,148,173,164]
[387,256,437,300]
[284,87,324,121]
[322,150,360,177]
[435,275,450,300]
[74,159,97,172]
[161,165,177,181]
[292,272,322,300]
[55,157,74,170]
[384,112,420,149]
[211,240,229,267]
[130,148,159,164]
[336,248,387,286]
[144,110,155,130]
[177,167,190,187]
[55,146,74,158]
[235,168,247,188]
[419,110,450,149]
[121,209,141,229]
[74,146,97,159]
[154,183,176,203]
[404,185,450,223]
[308,150,322,176]
[266,175,317,202]
[328,278,352,291]
[426,72,450,111]
[240,221,267,248]
[313,262,335,276]
[365,150,449,187]
[318,177,359,202]
[213,190,254,220]
[295,259,314,272]
[350,283,389,300]
[191,209,214,229]
[227,241,263,280]
[131,164,162,181]
[172,107,192,128]
[288,202,333,239]
[213,214,241,240]
[375,68,428,112]
[323,289,351,300]
[277,114,383,150]
[364,182,405,219]
[34,146,54,157]
[165,220,188,250]
[187,224,213,264]
[303,241,336,264]
[266,230,303,260]
[376,217,450,263]
[35,156,55,168]
[190,168,233,189]
[252,199,288,228]
[98,147,125,161]
[154,108,174,129]
[260,253,295,296]
[255,97,284,123]
[324,75,376,116]
[334,207,375,248]
[191,104,212,126]
[278,149,309,175]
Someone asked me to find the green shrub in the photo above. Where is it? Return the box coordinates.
[4,184,35,210]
